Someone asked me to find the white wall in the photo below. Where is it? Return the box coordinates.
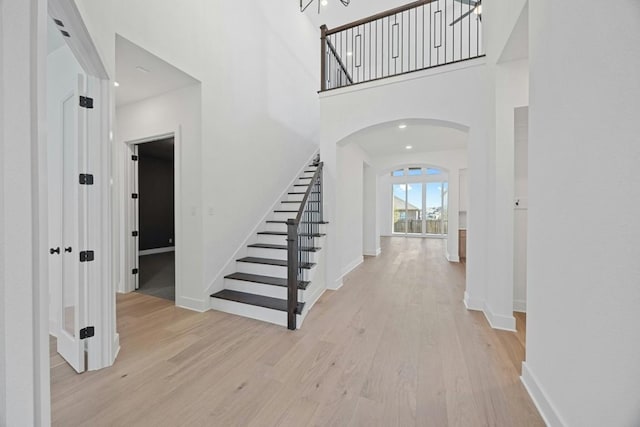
[116,84,202,309]
[374,149,467,261]
[524,1,640,425]
[75,1,320,309]
[46,43,85,334]
[488,58,528,326]
[0,3,5,421]
[1,0,50,425]
[362,163,379,256]
[336,143,370,279]
[513,106,528,312]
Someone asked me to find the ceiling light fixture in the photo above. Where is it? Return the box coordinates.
[347,51,353,56]
[113,81,120,87]
[398,124,407,129]
[405,145,413,150]
[135,65,150,73]
[300,0,350,14]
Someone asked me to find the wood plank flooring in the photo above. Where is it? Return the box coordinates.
[51,237,543,426]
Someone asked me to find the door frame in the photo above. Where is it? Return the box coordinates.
[123,129,182,305]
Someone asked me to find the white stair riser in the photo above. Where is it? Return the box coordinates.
[247,247,287,260]
[257,234,288,245]
[223,279,306,300]
[287,193,305,202]
[301,171,316,177]
[264,222,288,233]
[236,261,314,280]
[272,212,297,221]
[209,298,302,328]
[247,246,320,262]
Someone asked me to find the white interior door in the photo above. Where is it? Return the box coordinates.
[56,73,88,373]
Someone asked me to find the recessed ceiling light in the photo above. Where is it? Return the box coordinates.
[113,81,120,87]
[398,124,407,129]
[135,66,150,73]
[321,0,328,5]
[405,145,413,150]
[347,51,353,56]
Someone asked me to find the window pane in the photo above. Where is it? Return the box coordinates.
[426,168,441,175]
[392,169,404,177]
[442,182,449,235]
[408,167,422,176]
[407,183,423,234]
[426,182,443,234]
[393,184,407,233]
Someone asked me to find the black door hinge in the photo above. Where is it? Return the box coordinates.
[132,268,139,275]
[79,174,94,185]
[79,251,95,262]
[131,155,138,161]
[132,231,139,237]
[132,193,139,199]
[79,96,94,109]
[80,326,95,339]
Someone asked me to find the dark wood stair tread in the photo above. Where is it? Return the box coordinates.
[210,290,304,314]
[248,243,320,252]
[224,272,310,289]
[237,256,315,269]
[274,210,298,213]
[266,220,323,224]
[258,231,325,238]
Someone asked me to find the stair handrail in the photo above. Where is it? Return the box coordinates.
[319,0,485,91]
[286,159,324,330]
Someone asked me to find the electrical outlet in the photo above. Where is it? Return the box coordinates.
[169,238,173,244]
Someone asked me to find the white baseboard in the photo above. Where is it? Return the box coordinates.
[363,247,381,257]
[139,246,175,256]
[329,279,343,290]
[463,291,484,311]
[514,299,527,313]
[484,303,516,331]
[447,252,460,263]
[463,293,516,331]
[521,362,566,427]
[176,296,209,312]
[112,333,120,364]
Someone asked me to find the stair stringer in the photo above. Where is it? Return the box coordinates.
[205,149,320,299]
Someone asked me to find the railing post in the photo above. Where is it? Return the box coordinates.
[286,219,299,330]
[320,25,328,91]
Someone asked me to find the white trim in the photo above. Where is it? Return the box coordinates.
[521,362,566,427]
[447,252,460,262]
[329,279,344,291]
[513,299,527,313]
[176,296,209,313]
[329,256,364,291]
[319,57,486,99]
[483,303,517,331]
[139,246,175,256]
[112,333,120,363]
[205,149,320,296]
[463,291,484,311]
[364,247,382,257]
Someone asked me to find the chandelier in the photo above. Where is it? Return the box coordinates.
[300,0,350,14]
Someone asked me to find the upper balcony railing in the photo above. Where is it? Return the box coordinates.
[320,0,485,91]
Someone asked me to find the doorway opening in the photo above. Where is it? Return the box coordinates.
[132,138,176,301]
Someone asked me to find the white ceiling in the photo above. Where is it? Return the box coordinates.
[115,35,199,107]
[304,0,408,29]
[344,120,468,158]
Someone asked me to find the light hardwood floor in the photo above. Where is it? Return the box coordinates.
[51,237,543,426]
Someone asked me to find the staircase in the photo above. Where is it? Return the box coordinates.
[210,157,326,329]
